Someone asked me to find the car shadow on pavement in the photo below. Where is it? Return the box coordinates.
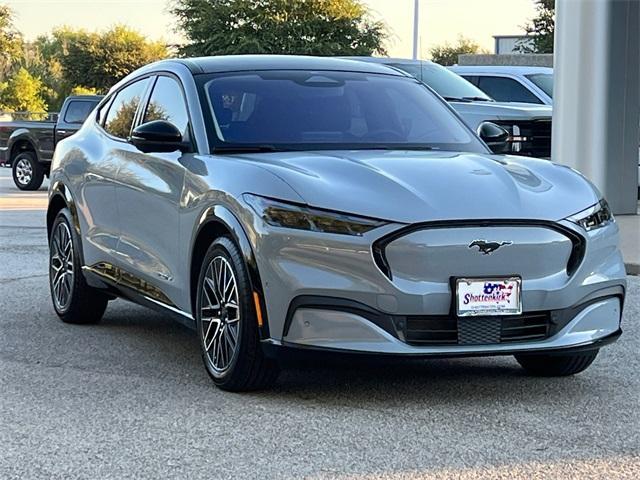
[94,303,612,408]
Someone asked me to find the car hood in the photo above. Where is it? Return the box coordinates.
[235,150,598,224]
[450,101,552,121]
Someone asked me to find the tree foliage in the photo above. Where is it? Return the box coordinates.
[429,36,488,66]
[35,25,168,92]
[172,0,387,56]
[0,67,47,114]
[516,0,555,53]
[0,5,23,79]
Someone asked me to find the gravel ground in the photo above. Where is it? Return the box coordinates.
[1,168,639,479]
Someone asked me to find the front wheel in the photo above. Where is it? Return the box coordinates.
[49,208,108,324]
[515,350,599,376]
[196,237,279,391]
[12,151,44,190]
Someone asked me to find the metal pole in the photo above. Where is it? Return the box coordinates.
[412,0,420,59]
[552,0,639,214]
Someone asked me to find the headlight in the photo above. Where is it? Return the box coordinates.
[568,199,614,231]
[244,194,387,236]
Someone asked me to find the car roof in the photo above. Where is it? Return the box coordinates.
[343,56,436,66]
[148,55,407,76]
[450,65,553,75]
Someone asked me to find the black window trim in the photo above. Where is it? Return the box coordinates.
[134,70,197,154]
[96,75,154,143]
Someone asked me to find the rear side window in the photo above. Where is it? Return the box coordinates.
[143,76,190,137]
[477,76,542,104]
[103,79,149,138]
[63,101,97,124]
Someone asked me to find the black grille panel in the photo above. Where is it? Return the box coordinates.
[498,119,552,158]
[405,312,552,346]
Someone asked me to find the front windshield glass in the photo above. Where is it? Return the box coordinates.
[525,73,554,98]
[203,71,487,153]
[390,62,493,101]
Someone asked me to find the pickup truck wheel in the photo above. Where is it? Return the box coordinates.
[12,151,44,190]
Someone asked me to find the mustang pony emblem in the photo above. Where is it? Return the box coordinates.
[468,240,513,255]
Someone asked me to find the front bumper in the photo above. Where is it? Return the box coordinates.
[249,215,626,356]
[280,295,622,355]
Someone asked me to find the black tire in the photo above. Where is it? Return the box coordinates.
[515,350,599,376]
[49,208,108,324]
[12,151,44,191]
[196,236,279,391]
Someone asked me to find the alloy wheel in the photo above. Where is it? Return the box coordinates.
[50,221,74,311]
[200,255,240,374]
[15,158,33,186]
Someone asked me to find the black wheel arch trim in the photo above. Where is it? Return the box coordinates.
[192,204,271,339]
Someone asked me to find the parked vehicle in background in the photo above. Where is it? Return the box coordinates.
[47,55,625,391]
[0,95,103,190]
[452,65,640,195]
[450,66,554,105]
[348,57,553,158]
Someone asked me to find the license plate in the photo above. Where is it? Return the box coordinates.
[456,277,522,317]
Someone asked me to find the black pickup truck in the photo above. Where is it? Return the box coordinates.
[0,95,102,190]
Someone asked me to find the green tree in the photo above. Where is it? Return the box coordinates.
[0,67,48,116]
[516,0,555,53]
[172,0,387,56]
[36,25,169,93]
[0,5,23,79]
[429,36,488,66]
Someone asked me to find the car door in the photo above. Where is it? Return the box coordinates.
[78,78,151,270]
[114,74,192,310]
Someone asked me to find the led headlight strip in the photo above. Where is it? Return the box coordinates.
[244,194,387,236]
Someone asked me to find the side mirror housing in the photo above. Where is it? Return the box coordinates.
[477,121,510,154]
[129,120,190,153]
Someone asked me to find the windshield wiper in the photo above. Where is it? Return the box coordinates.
[442,96,472,103]
[462,96,493,102]
[213,145,289,154]
[366,144,435,151]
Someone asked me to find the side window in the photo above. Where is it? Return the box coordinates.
[63,101,96,124]
[143,76,190,138]
[477,76,543,104]
[96,96,114,125]
[104,79,149,138]
[461,75,479,86]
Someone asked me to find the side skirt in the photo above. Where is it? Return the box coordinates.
[82,264,196,330]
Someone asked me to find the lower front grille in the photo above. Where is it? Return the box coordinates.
[404,312,551,346]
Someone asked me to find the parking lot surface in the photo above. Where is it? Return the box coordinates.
[1,168,639,479]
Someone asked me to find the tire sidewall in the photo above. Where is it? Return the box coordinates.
[196,237,256,386]
[12,152,43,191]
[49,209,79,316]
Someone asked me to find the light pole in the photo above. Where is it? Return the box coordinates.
[412,0,420,59]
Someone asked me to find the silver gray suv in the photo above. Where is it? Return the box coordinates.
[47,56,626,391]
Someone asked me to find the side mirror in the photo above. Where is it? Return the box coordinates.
[477,121,510,154]
[129,120,190,153]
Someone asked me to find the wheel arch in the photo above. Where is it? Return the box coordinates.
[190,205,270,339]
[47,181,81,239]
[8,132,39,163]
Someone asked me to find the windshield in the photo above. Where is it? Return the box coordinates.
[389,62,493,102]
[525,73,554,98]
[203,71,486,153]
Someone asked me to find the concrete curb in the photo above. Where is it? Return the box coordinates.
[626,263,639,276]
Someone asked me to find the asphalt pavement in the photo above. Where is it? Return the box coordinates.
[1,167,639,479]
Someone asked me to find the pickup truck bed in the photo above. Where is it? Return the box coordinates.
[0,95,102,190]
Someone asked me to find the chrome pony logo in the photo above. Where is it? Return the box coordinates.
[468,240,513,255]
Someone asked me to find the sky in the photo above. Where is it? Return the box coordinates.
[5,0,536,58]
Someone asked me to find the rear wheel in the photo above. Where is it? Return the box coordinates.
[12,151,44,190]
[49,208,108,324]
[515,350,599,376]
[196,237,279,391]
